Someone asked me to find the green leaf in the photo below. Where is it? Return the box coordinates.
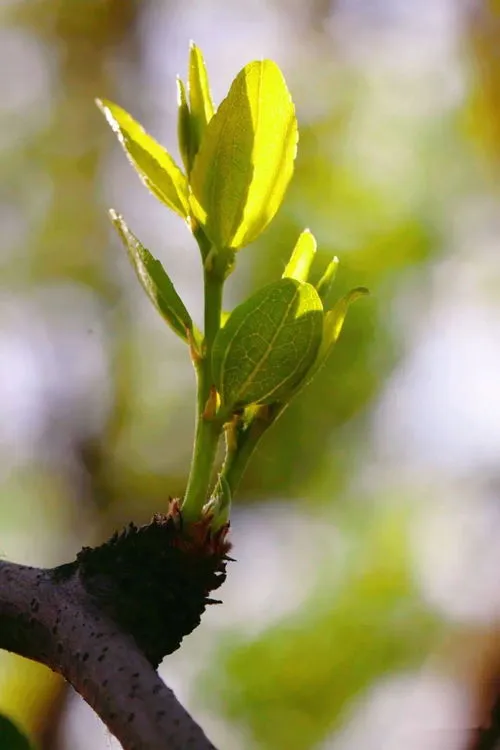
[282,229,316,282]
[212,278,323,410]
[316,256,339,303]
[110,210,194,342]
[190,59,298,250]
[221,310,231,327]
[188,42,214,159]
[313,287,369,375]
[176,77,193,174]
[96,99,190,219]
[0,715,33,750]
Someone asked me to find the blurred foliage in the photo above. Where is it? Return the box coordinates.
[0,714,33,750]
[1,1,500,749]
[236,86,437,499]
[0,0,140,745]
[466,0,500,169]
[204,503,441,749]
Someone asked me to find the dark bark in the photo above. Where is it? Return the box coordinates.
[0,507,230,750]
[468,679,500,750]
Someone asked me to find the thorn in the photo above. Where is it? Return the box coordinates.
[224,415,240,452]
[202,386,219,420]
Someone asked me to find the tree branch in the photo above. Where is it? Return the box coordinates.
[468,678,500,750]
[0,508,230,750]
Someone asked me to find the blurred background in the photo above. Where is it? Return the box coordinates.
[1,0,500,748]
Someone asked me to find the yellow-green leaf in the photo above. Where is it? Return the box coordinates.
[313,287,369,374]
[282,229,317,282]
[176,77,193,174]
[212,278,323,410]
[110,210,193,342]
[96,99,189,219]
[188,42,214,158]
[316,256,339,303]
[190,60,298,250]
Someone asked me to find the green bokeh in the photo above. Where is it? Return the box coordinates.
[1,1,498,748]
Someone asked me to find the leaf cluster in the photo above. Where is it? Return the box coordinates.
[97,44,367,526]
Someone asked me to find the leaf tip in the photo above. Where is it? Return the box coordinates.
[95,98,126,140]
[305,228,317,247]
[176,75,186,101]
[95,97,113,116]
[353,286,370,298]
[108,209,127,241]
[338,285,370,310]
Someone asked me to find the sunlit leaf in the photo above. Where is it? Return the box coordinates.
[313,287,369,374]
[316,256,339,303]
[282,229,316,282]
[110,210,194,342]
[96,99,189,219]
[212,278,323,410]
[188,42,214,159]
[0,715,33,750]
[190,60,298,249]
[176,77,193,174]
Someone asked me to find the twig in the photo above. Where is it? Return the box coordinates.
[468,678,500,750]
[0,507,230,750]
[0,559,216,750]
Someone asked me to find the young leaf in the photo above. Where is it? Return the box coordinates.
[190,59,298,250]
[96,99,190,219]
[110,210,194,342]
[282,229,316,282]
[316,256,339,303]
[212,278,323,410]
[176,77,193,173]
[313,287,369,375]
[188,42,214,158]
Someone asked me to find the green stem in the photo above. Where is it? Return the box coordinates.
[219,430,258,498]
[217,404,285,499]
[181,252,225,524]
[182,408,221,523]
[203,267,224,364]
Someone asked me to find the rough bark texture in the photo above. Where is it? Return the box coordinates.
[0,504,230,750]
